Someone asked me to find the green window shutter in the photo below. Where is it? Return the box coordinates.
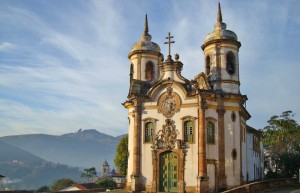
[184,120,193,142]
[207,122,215,144]
[145,122,154,142]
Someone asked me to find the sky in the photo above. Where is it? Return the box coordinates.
[0,0,299,137]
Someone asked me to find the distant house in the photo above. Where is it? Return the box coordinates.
[59,183,99,191]
[111,173,126,188]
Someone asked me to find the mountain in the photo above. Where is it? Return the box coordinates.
[0,141,45,163]
[0,141,81,190]
[0,129,125,169]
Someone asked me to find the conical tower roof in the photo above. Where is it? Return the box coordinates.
[102,159,109,166]
[204,2,238,44]
[129,14,160,55]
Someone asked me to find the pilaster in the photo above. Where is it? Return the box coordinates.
[215,43,222,91]
[197,96,208,193]
[137,54,141,80]
[131,99,142,191]
[216,97,226,191]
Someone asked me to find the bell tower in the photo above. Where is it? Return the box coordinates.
[102,159,110,177]
[128,15,162,83]
[201,2,241,94]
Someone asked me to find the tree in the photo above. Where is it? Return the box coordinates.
[262,111,300,178]
[51,178,75,191]
[80,167,97,182]
[35,185,50,192]
[114,135,128,175]
[96,178,116,189]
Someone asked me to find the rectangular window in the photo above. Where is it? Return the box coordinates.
[184,121,193,142]
[145,122,153,143]
[207,122,215,144]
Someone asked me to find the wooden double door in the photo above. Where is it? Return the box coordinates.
[159,151,178,192]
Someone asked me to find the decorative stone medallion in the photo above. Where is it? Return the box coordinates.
[158,87,180,118]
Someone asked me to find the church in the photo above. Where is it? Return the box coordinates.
[122,3,264,193]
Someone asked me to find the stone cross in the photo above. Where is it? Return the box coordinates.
[164,32,175,57]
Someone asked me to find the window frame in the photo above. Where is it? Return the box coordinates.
[142,118,157,143]
[145,61,154,82]
[181,116,197,143]
[206,117,217,145]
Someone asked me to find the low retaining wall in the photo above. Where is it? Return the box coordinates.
[0,188,106,193]
[221,179,299,193]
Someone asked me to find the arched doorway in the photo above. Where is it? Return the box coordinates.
[159,151,178,192]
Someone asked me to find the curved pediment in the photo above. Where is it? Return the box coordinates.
[193,72,211,90]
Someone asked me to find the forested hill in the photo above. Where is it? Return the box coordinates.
[0,129,126,168]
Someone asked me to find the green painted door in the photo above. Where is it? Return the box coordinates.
[159,152,178,192]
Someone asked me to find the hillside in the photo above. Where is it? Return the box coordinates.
[0,141,81,190]
[0,129,125,168]
[0,141,45,163]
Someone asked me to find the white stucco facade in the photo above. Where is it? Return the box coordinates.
[123,4,264,193]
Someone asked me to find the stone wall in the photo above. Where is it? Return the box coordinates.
[0,188,106,193]
[221,179,299,193]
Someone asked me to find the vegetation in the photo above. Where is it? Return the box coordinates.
[51,178,75,191]
[35,185,50,192]
[96,178,116,189]
[81,167,97,182]
[114,135,128,175]
[0,161,81,190]
[262,110,300,179]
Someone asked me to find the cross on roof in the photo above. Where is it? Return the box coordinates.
[164,32,175,57]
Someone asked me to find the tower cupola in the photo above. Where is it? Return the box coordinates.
[128,15,162,83]
[129,15,161,54]
[204,2,238,44]
[202,2,241,94]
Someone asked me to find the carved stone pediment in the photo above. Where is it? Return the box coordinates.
[194,72,210,90]
[158,87,181,118]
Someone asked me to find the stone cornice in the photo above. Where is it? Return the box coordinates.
[201,38,241,51]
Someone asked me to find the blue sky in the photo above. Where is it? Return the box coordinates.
[0,0,299,137]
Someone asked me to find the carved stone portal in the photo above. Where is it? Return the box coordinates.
[151,119,186,193]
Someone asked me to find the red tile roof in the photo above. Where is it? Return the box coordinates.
[72,183,98,190]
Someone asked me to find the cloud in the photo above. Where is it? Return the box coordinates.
[0,42,14,51]
[0,0,299,137]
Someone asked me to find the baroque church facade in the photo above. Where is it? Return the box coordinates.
[123,3,264,193]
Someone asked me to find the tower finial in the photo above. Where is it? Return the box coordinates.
[144,14,149,35]
[217,1,223,23]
